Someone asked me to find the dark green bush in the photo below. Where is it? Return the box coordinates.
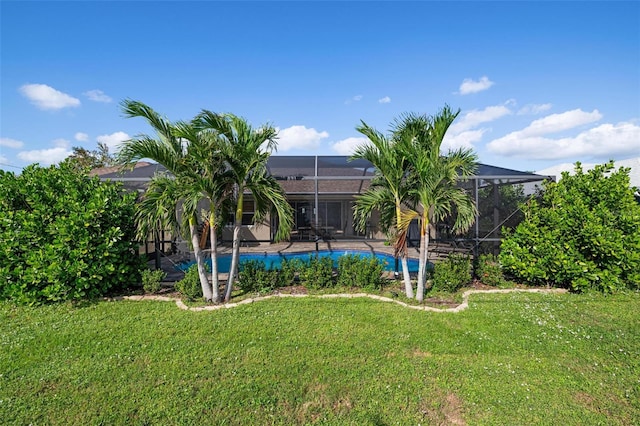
[237,260,280,294]
[279,258,301,287]
[476,254,505,287]
[175,264,204,301]
[337,254,386,291]
[500,162,640,292]
[0,163,143,304]
[431,254,472,293]
[298,255,334,289]
[142,269,165,294]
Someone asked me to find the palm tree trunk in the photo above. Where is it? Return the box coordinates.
[416,217,429,302]
[225,194,244,302]
[416,215,429,302]
[423,230,430,290]
[189,217,213,302]
[416,219,429,302]
[225,224,241,302]
[400,255,413,298]
[209,212,220,303]
[396,203,414,299]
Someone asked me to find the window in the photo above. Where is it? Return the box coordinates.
[227,199,255,226]
[241,199,255,226]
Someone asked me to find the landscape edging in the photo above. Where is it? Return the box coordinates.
[121,288,568,313]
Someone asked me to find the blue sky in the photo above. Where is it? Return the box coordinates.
[1,1,639,173]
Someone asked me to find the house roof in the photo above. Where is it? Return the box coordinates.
[97,155,550,194]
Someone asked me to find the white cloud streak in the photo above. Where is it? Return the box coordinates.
[344,95,363,105]
[486,109,640,160]
[443,104,513,150]
[0,137,25,149]
[83,89,112,103]
[74,132,89,142]
[331,137,369,155]
[520,109,602,137]
[276,125,329,151]
[19,83,80,110]
[96,131,130,153]
[18,139,72,166]
[517,103,552,115]
[449,105,513,134]
[458,76,494,95]
[378,96,391,104]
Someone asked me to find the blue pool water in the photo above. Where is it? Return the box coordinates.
[176,250,422,274]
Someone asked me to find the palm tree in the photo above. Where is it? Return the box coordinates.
[351,122,414,298]
[398,107,478,302]
[197,111,294,302]
[116,100,214,302]
[172,121,234,303]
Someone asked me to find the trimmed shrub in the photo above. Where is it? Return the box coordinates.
[237,260,278,294]
[0,163,143,304]
[476,254,505,287]
[432,254,472,293]
[175,265,204,301]
[142,269,166,294]
[337,254,386,291]
[500,162,640,292]
[298,255,334,289]
[279,258,301,287]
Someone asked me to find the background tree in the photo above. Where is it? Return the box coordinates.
[0,163,142,304]
[500,161,640,292]
[198,111,294,302]
[63,142,115,171]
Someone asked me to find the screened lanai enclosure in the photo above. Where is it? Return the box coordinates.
[95,156,552,257]
[268,157,551,255]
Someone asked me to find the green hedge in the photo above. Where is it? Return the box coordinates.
[0,163,143,304]
[500,162,640,292]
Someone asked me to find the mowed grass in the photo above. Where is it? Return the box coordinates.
[1,292,639,425]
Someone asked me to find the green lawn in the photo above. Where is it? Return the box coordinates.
[1,292,639,425]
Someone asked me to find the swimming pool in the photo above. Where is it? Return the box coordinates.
[176,250,422,274]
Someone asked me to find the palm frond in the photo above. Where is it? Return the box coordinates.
[353,186,395,233]
[120,99,183,156]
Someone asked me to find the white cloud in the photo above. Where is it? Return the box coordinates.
[18,139,72,166]
[96,131,130,152]
[448,105,513,135]
[331,137,369,156]
[458,76,494,95]
[442,129,488,151]
[19,83,81,110]
[276,125,329,151]
[443,103,513,150]
[519,109,602,136]
[345,95,363,105]
[486,109,603,157]
[83,89,112,103]
[52,138,70,148]
[378,96,391,104]
[517,103,552,115]
[74,132,89,142]
[0,155,8,164]
[487,113,639,161]
[0,137,25,149]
